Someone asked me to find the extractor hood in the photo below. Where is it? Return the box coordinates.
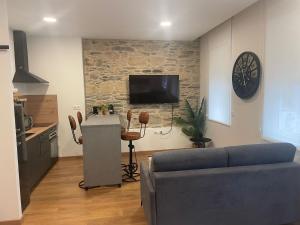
[12,30,48,83]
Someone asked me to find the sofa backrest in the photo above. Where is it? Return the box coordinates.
[151,148,228,172]
[151,143,296,173]
[225,143,296,167]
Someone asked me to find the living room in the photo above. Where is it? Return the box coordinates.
[1,0,300,225]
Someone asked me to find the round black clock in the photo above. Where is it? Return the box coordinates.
[232,52,261,99]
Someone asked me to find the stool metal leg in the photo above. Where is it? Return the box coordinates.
[129,141,133,178]
[122,140,140,182]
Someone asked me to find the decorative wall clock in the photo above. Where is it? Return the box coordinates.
[232,51,261,99]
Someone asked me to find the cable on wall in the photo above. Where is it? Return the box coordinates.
[160,104,174,135]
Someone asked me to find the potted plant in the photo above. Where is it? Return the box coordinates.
[174,98,210,148]
[100,104,108,115]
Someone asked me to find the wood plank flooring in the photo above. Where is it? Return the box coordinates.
[22,152,151,225]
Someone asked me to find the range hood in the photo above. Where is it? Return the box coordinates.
[13,30,49,83]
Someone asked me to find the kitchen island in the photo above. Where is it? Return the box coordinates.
[81,115,122,189]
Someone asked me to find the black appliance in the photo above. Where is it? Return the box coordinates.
[108,104,115,114]
[49,129,58,164]
[129,75,179,104]
[24,115,33,131]
[14,103,30,211]
[12,30,48,83]
[92,106,99,115]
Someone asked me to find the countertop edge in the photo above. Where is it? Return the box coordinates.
[25,123,57,142]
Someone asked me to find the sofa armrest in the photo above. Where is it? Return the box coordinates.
[140,161,156,225]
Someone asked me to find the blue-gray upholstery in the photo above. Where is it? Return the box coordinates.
[225,143,296,167]
[151,148,228,172]
[140,143,300,225]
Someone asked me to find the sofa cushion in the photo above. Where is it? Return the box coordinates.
[225,143,296,167]
[151,148,228,172]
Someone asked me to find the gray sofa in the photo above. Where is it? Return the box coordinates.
[140,143,300,225]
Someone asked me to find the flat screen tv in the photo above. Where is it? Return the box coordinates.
[129,75,179,104]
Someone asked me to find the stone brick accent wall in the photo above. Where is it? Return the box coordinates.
[83,39,200,128]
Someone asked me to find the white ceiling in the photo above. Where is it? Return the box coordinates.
[7,0,258,41]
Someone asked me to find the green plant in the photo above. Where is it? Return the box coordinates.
[174,98,207,142]
[100,104,108,115]
[100,104,107,110]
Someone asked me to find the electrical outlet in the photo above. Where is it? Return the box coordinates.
[73,105,81,111]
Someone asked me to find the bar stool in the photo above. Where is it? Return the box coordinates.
[68,115,83,145]
[68,115,86,189]
[121,110,149,182]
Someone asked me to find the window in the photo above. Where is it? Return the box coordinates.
[208,21,232,125]
[263,0,300,146]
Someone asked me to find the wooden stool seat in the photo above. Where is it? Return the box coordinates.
[121,132,141,141]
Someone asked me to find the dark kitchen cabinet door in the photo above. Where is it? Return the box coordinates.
[39,131,51,176]
[17,135,30,211]
[26,136,41,190]
[26,129,53,191]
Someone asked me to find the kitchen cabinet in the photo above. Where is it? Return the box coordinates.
[16,136,30,210]
[39,131,51,177]
[26,127,57,191]
[27,135,41,190]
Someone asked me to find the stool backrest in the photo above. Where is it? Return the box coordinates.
[127,110,132,130]
[68,115,80,145]
[69,115,77,130]
[139,112,149,138]
[77,111,83,126]
[139,112,149,124]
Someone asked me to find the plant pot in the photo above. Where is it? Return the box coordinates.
[190,137,211,148]
[190,138,204,148]
[192,141,205,148]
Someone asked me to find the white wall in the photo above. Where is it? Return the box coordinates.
[14,37,86,157]
[200,0,265,147]
[0,0,22,221]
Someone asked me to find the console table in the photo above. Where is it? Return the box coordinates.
[81,115,122,189]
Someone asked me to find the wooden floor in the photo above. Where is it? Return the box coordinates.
[22,152,151,225]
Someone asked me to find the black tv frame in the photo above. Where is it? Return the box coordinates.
[129,75,180,104]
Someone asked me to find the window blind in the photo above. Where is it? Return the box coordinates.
[208,21,232,125]
[263,0,300,146]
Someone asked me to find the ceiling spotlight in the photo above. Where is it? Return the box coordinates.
[43,17,57,23]
[160,21,172,27]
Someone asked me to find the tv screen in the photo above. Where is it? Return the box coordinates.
[129,75,179,104]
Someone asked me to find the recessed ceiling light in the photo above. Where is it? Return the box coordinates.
[43,17,57,23]
[160,21,172,27]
